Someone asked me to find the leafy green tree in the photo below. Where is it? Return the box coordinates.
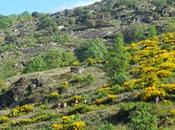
[129,103,158,130]
[76,39,107,61]
[105,34,129,85]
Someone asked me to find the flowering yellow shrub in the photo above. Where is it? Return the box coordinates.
[128,33,175,102]
[156,70,172,78]
[162,33,175,44]
[107,94,118,101]
[159,62,175,70]
[0,116,9,124]
[52,115,86,130]
[86,58,96,65]
[123,79,138,90]
[95,98,104,105]
[72,96,82,102]
[139,86,166,101]
[170,110,175,117]
[10,104,34,117]
[48,92,59,100]
[62,116,71,124]
[72,121,86,130]
[161,84,175,93]
[52,124,64,130]
[61,81,69,88]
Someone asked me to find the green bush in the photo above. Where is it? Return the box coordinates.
[163,21,175,33]
[53,33,71,43]
[0,44,16,52]
[24,49,77,73]
[123,23,147,42]
[24,55,47,73]
[76,39,107,62]
[68,105,91,115]
[129,103,158,130]
[0,61,18,79]
[147,25,157,38]
[105,34,130,85]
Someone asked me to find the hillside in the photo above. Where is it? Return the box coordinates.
[0,0,175,130]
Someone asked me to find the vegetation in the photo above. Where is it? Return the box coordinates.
[106,34,130,85]
[1,0,175,129]
[24,49,77,73]
[76,39,107,62]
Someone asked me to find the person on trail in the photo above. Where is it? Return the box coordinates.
[155,96,159,103]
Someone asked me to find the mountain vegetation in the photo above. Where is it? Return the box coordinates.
[0,0,175,129]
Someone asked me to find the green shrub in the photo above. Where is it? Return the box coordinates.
[38,14,57,34]
[163,21,175,33]
[147,25,157,38]
[10,104,34,117]
[0,61,18,79]
[24,55,47,73]
[123,23,147,42]
[129,103,158,130]
[53,33,71,43]
[68,105,91,115]
[0,44,16,52]
[76,39,107,62]
[24,49,77,73]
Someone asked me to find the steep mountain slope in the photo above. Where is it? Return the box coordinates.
[0,0,175,130]
[0,32,175,129]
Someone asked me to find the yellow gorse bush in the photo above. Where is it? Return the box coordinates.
[0,116,9,124]
[62,116,71,123]
[72,121,86,130]
[52,124,64,130]
[10,104,34,117]
[128,32,175,101]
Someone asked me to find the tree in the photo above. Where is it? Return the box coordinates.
[105,34,130,85]
[76,39,107,62]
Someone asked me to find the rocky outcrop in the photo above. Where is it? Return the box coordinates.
[0,77,47,109]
